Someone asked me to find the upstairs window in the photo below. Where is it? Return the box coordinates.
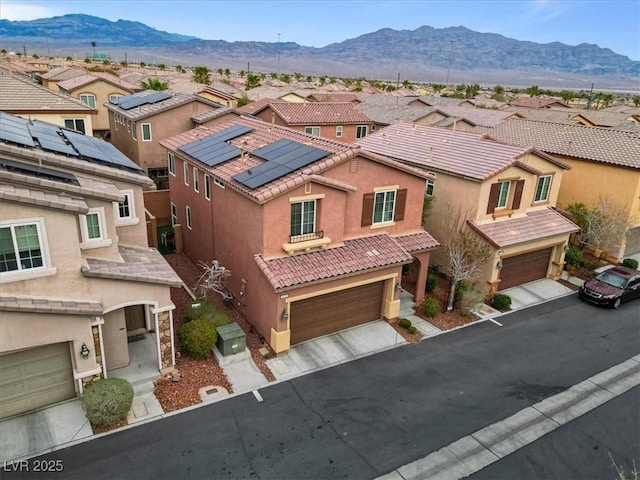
[0,223,43,272]
[336,126,343,137]
[80,208,111,249]
[496,181,510,209]
[204,174,211,200]
[426,178,435,197]
[193,168,199,192]
[141,123,152,141]
[356,125,368,139]
[534,175,552,202]
[374,190,396,223]
[290,200,316,238]
[168,152,175,175]
[183,161,189,186]
[361,189,407,227]
[487,179,524,214]
[79,94,96,109]
[305,126,320,136]
[64,118,86,134]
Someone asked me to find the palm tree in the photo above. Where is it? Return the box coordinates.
[91,41,97,57]
[192,66,211,84]
[141,78,168,91]
[526,85,540,97]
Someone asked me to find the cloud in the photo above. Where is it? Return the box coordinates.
[0,2,60,21]
[526,0,572,22]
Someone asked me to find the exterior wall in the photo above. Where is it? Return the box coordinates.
[64,81,135,133]
[197,91,238,108]
[13,112,95,136]
[143,190,172,226]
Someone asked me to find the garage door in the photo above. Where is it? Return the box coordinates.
[498,248,552,290]
[625,227,640,256]
[0,343,76,419]
[290,282,384,344]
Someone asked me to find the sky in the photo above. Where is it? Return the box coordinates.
[1,0,639,60]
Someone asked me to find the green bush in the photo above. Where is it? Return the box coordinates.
[491,293,512,310]
[582,260,598,271]
[458,288,486,318]
[426,273,438,293]
[185,300,216,322]
[178,318,217,359]
[398,318,412,329]
[565,244,583,266]
[407,326,418,334]
[622,258,639,270]
[454,282,470,307]
[82,378,133,426]
[210,310,231,328]
[423,298,439,318]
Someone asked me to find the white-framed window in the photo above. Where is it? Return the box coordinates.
[80,207,111,249]
[109,94,122,103]
[168,152,175,175]
[336,126,343,137]
[305,126,320,136]
[126,120,131,133]
[534,175,552,202]
[64,118,86,134]
[290,200,316,238]
[131,121,137,140]
[214,178,225,189]
[183,161,189,186]
[186,206,192,230]
[79,93,96,108]
[496,181,510,209]
[356,125,368,139]
[171,203,178,226]
[141,123,152,141]
[0,219,56,284]
[204,174,211,200]
[426,178,435,197]
[114,190,139,226]
[373,190,396,224]
[193,168,199,192]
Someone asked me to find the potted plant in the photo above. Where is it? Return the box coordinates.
[565,244,582,276]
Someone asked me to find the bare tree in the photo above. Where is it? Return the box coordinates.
[194,260,232,301]
[436,205,494,311]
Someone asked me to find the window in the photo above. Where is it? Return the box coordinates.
[373,190,396,223]
[186,206,192,229]
[305,126,320,136]
[193,168,199,192]
[336,126,343,137]
[109,94,122,103]
[0,223,44,272]
[168,152,175,175]
[171,203,178,226]
[426,178,435,197]
[80,208,110,248]
[214,178,225,189]
[204,174,211,200]
[114,190,139,225]
[496,182,510,209]
[131,121,137,140]
[141,123,152,141]
[79,94,96,109]
[534,175,552,202]
[290,200,316,237]
[361,189,407,227]
[487,179,524,214]
[183,161,189,186]
[356,125,368,139]
[64,118,86,134]
[85,212,102,239]
[148,168,168,190]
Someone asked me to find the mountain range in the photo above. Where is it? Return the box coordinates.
[1,14,638,90]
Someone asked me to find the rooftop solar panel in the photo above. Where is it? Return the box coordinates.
[29,121,77,156]
[118,91,171,110]
[63,130,143,172]
[233,163,293,189]
[0,112,35,147]
[0,157,79,185]
[178,125,253,166]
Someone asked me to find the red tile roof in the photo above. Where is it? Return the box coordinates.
[255,234,413,290]
[393,231,440,253]
[267,101,373,125]
[509,98,571,109]
[468,208,579,248]
[57,72,142,92]
[235,97,275,115]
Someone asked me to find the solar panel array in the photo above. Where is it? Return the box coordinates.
[0,157,79,186]
[233,139,330,189]
[116,91,171,110]
[63,129,142,171]
[28,120,76,156]
[178,125,253,166]
[0,112,35,147]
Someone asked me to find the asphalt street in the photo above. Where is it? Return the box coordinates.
[3,294,639,480]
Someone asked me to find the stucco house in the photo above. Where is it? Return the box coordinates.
[161,116,439,353]
[358,122,579,295]
[0,112,182,420]
[104,90,223,189]
[197,84,243,108]
[477,119,640,258]
[57,72,143,137]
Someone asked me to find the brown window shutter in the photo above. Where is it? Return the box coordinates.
[487,183,500,214]
[394,189,407,221]
[512,180,525,209]
[361,193,374,227]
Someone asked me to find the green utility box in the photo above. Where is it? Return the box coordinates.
[216,323,246,356]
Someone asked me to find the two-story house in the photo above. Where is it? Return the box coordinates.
[104,90,223,189]
[57,72,143,137]
[161,116,439,353]
[0,112,182,420]
[246,100,375,143]
[359,122,579,295]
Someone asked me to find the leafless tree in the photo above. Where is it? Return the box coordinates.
[194,260,232,301]
[567,197,632,255]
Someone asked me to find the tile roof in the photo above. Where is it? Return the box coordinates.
[572,111,639,128]
[57,72,142,92]
[357,122,563,181]
[191,107,237,124]
[81,245,183,287]
[41,67,87,81]
[477,118,640,170]
[432,105,520,127]
[0,74,95,112]
[469,208,579,248]
[504,106,582,124]
[235,97,275,115]
[509,98,570,109]
[0,183,90,213]
[356,100,435,125]
[308,93,360,103]
[255,234,413,290]
[104,91,219,121]
[392,230,441,253]
[267,101,373,125]
[0,296,104,315]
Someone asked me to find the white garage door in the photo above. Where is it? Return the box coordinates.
[0,343,76,419]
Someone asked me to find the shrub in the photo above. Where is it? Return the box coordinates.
[426,273,438,293]
[398,318,412,329]
[491,293,512,310]
[565,244,583,266]
[82,378,133,426]
[407,326,418,334]
[184,300,216,322]
[582,260,598,271]
[211,310,231,328]
[454,282,470,307]
[458,288,486,318]
[622,258,639,270]
[178,318,217,359]
[423,298,439,318]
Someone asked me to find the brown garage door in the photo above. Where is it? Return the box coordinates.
[290,282,384,344]
[498,248,552,290]
[0,343,76,419]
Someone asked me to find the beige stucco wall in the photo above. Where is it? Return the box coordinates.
[13,112,94,137]
[64,81,136,132]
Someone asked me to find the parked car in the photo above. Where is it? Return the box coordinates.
[578,266,640,308]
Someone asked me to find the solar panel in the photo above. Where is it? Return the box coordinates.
[0,157,79,185]
[0,112,35,147]
[233,163,293,189]
[178,125,253,166]
[29,121,76,156]
[118,91,171,110]
[63,130,143,172]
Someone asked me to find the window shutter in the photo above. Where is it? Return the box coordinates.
[394,189,407,221]
[487,183,500,214]
[361,193,374,227]
[512,180,525,209]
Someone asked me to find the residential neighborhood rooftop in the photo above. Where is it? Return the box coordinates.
[0,74,95,112]
[254,101,374,125]
[57,72,143,92]
[105,90,221,120]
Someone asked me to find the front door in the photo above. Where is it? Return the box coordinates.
[125,305,146,336]
[103,310,130,370]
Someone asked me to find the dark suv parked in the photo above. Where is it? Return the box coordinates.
[579,266,640,308]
